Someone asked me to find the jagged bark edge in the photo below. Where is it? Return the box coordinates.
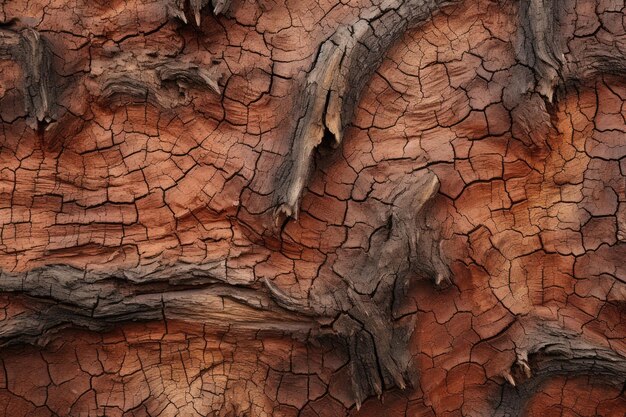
[273,0,456,219]
[493,319,626,416]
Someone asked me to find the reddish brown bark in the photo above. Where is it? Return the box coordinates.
[0,0,625,416]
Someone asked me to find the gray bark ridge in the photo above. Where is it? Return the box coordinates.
[0,262,317,347]
[337,171,447,407]
[0,26,56,127]
[516,0,626,101]
[267,171,448,408]
[493,319,626,417]
[274,0,455,219]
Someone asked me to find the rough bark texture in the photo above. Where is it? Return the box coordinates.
[0,0,625,416]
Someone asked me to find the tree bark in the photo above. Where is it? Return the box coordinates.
[0,0,624,416]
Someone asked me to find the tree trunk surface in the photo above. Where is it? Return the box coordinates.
[0,0,624,416]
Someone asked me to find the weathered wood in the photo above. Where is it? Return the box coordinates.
[493,318,626,416]
[168,0,233,24]
[98,58,222,108]
[0,26,55,127]
[273,0,455,219]
[0,0,624,416]
[0,263,317,346]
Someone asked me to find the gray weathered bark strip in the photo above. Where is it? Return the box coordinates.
[516,0,626,101]
[339,172,446,407]
[515,0,564,101]
[97,58,222,108]
[0,262,318,346]
[274,0,455,219]
[492,319,626,417]
[0,26,56,126]
[269,171,446,407]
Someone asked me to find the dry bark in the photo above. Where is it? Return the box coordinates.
[0,0,624,416]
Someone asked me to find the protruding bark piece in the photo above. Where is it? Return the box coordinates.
[516,0,563,101]
[167,0,234,26]
[502,370,516,386]
[492,319,626,417]
[0,263,317,346]
[327,172,444,405]
[273,37,345,219]
[274,0,454,219]
[516,0,626,101]
[156,61,221,95]
[211,0,231,15]
[0,26,56,126]
[332,314,384,408]
[95,57,222,108]
[516,351,532,378]
[20,28,54,124]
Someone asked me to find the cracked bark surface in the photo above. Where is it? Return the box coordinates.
[0,0,625,416]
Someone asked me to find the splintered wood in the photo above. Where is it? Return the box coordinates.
[0,0,624,416]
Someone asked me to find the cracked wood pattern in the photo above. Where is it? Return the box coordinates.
[0,0,625,416]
